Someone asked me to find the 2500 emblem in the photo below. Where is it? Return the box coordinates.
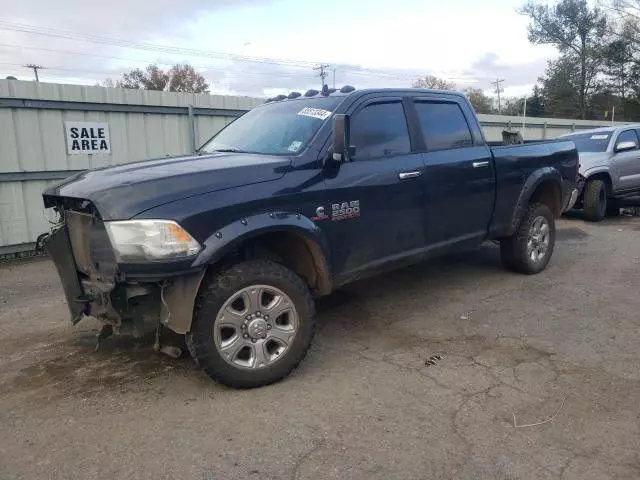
[331,201,360,221]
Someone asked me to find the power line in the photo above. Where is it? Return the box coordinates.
[0,41,438,83]
[0,21,320,68]
[0,60,314,82]
[23,63,44,81]
[0,21,449,83]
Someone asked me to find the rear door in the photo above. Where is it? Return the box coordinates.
[612,129,640,192]
[411,97,495,246]
[320,97,427,275]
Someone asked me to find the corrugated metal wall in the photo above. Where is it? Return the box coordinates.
[477,113,624,143]
[0,79,627,253]
[0,80,262,253]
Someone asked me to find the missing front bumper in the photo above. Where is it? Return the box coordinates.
[44,224,205,335]
[45,226,89,323]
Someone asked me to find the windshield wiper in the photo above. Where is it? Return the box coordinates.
[210,148,254,154]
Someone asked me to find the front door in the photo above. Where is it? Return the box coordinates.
[412,98,496,246]
[320,98,427,277]
[613,129,640,192]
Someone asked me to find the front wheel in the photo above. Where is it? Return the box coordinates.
[187,260,316,388]
[583,179,608,222]
[500,203,556,274]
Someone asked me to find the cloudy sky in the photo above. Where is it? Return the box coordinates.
[0,0,558,98]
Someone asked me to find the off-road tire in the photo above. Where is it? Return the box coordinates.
[583,179,608,222]
[187,260,316,389]
[500,202,556,275]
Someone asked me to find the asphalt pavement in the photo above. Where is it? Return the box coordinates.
[1,215,639,479]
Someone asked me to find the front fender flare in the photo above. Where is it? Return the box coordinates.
[162,213,331,336]
[505,167,563,236]
[191,211,331,273]
[582,166,612,183]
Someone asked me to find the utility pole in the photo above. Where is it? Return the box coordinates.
[491,78,505,114]
[24,64,44,82]
[521,95,527,140]
[332,68,336,89]
[313,64,330,89]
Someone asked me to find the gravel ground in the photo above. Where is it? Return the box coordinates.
[1,215,639,480]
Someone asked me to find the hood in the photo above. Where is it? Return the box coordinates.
[43,153,290,220]
[577,151,610,176]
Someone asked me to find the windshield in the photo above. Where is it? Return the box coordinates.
[200,97,342,155]
[563,132,612,153]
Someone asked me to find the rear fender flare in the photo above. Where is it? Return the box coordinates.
[506,167,563,236]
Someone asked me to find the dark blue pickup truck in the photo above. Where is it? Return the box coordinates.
[41,87,579,388]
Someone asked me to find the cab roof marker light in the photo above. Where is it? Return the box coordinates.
[287,91,302,99]
[340,85,355,93]
[274,94,287,101]
[304,89,319,97]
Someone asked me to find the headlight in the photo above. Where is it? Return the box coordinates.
[104,220,201,262]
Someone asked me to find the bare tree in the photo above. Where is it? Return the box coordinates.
[167,64,209,93]
[110,64,209,93]
[99,78,117,88]
[412,75,456,90]
[464,88,494,114]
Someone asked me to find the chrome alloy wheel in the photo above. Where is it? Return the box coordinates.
[213,285,299,369]
[527,216,550,264]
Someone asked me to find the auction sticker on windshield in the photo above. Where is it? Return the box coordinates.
[591,134,609,139]
[297,107,332,120]
[288,140,303,152]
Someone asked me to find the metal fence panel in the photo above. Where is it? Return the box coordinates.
[0,79,629,252]
[0,80,262,250]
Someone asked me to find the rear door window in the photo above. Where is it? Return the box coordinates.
[414,101,473,151]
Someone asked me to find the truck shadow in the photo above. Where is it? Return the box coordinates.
[317,244,504,325]
[2,230,588,397]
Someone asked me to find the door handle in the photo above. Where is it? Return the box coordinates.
[472,161,490,168]
[398,171,421,180]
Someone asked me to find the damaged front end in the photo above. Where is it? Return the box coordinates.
[40,199,204,354]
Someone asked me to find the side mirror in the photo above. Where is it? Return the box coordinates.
[332,114,350,162]
[615,140,637,153]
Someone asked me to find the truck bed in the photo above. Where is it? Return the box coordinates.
[489,140,578,237]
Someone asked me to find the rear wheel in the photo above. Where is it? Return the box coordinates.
[500,203,556,274]
[583,179,608,222]
[187,260,316,389]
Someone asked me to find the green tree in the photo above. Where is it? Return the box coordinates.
[464,87,494,114]
[539,56,582,118]
[602,37,635,119]
[412,75,456,90]
[520,0,608,118]
[526,85,547,117]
